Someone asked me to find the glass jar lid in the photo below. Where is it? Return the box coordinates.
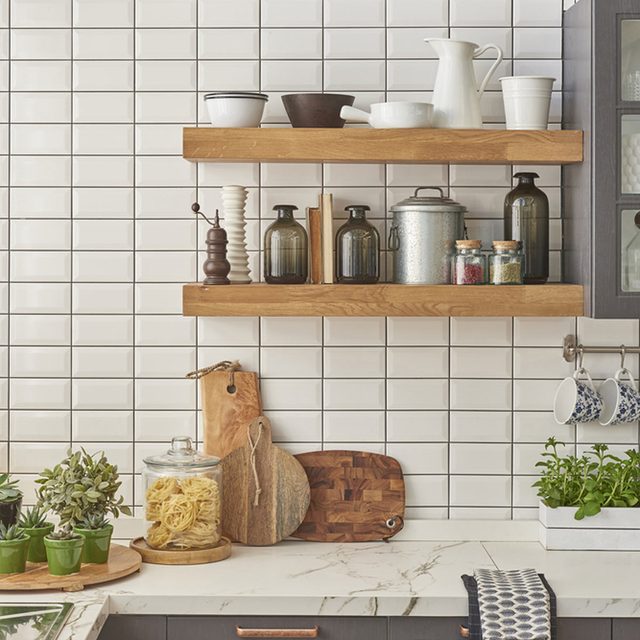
[390,186,467,214]
[144,436,220,470]
[493,240,520,251]
[456,239,482,250]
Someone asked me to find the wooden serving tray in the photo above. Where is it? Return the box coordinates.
[0,544,141,592]
[130,536,231,565]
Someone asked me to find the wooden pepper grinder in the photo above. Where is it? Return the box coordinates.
[192,202,230,285]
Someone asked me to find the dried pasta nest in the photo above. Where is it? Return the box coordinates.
[145,474,221,550]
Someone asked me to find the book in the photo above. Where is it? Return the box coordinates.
[321,193,334,284]
[306,206,323,284]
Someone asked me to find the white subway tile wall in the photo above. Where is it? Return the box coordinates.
[2,0,636,520]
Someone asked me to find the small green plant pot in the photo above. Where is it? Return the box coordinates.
[23,524,54,563]
[73,524,113,564]
[0,537,30,574]
[44,536,84,576]
[0,498,22,528]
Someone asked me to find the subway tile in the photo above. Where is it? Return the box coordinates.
[199,29,258,59]
[135,379,194,410]
[388,59,438,91]
[514,0,561,27]
[514,379,562,411]
[135,251,196,282]
[576,422,639,445]
[261,164,322,188]
[10,252,70,282]
[514,27,561,59]
[405,476,449,507]
[262,379,322,410]
[136,283,183,314]
[73,220,133,250]
[386,411,448,442]
[513,411,574,443]
[11,29,70,59]
[10,347,70,378]
[262,28,322,59]
[136,29,195,60]
[135,411,195,442]
[10,283,70,314]
[324,60,385,91]
[198,317,259,346]
[261,347,322,378]
[577,318,640,347]
[10,315,70,346]
[11,124,70,155]
[323,411,385,442]
[324,379,385,410]
[450,476,511,507]
[387,0,447,26]
[450,411,511,442]
[10,443,69,474]
[513,476,538,509]
[73,0,133,27]
[387,347,448,378]
[198,347,259,374]
[387,317,449,346]
[324,347,385,379]
[513,317,575,347]
[73,347,133,378]
[451,317,512,346]
[199,60,259,92]
[73,61,133,91]
[198,0,259,27]
[450,0,511,26]
[136,0,196,26]
[135,220,195,251]
[261,61,322,92]
[386,442,447,474]
[387,378,448,410]
[11,157,70,187]
[450,347,511,379]
[73,379,133,410]
[72,316,133,346]
[11,411,70,441]
[135,316,196,346]
[136,61,196,92]
[450,27,512,58]
[450,443,511,475]
[73,251,133,282]
[11,93,71,124]
[513,347,573,379]
[73,93,134,123]
[73,283,132,315]
[325,29,385,59]
[10,220,69,250]
[260,317,321,346]
[135,347,195,378]
[73,28,133,59]
[11,379,70,410]
[135,156,195,187]
[73,124,134,155]
[11,0,70,26]
[73,188,133,219]
[266,411,322,443]
[261,0,321,27]
[325,317,385,346]
[135,124,185,155]
[449,507,511,520]
[450,379,512,411]
[325,0,385,27]
[387,27,447,59]
[73,157,133,187]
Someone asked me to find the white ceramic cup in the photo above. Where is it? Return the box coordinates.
[598,368,640,426]
[499,76,555,130]
[553,368,603,425]
[340,102,433,128]
[204,92,268,127]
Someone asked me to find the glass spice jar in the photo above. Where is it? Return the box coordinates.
[451,240,486,285]
[336,205,380,284]
[489,240,524,285]
[264,204,309,284]
[143,437,222,551]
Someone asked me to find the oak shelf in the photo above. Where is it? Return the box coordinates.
[182,127,583,165]
[183,283,584,318]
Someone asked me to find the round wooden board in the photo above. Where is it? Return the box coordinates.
[0,544,141,592]
[130,536,231,565]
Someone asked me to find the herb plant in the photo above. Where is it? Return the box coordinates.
[534,437,640,520]
[36,448,132,528]
[0,474,22,504]
[18,507,49,530]
[0,523,26,541]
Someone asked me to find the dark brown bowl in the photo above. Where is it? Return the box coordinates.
[282,93,355,128]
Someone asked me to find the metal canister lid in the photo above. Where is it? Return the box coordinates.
[144,436,220,469]
[390,187,467,213]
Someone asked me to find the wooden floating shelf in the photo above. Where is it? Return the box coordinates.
[183,283,584,318]
[183,128,583,165]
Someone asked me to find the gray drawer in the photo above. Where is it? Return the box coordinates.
[558,619,611,640]
[98,615,167,640]
[613,619,640,640]
[167,616,386,640]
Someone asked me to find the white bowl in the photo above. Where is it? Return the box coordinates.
[204,92,268,128]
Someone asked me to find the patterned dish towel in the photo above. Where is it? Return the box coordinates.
[461,569,556,640]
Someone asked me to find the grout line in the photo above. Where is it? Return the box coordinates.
[5,0,10,475]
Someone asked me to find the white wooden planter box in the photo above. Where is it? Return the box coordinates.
[538,502,640,551]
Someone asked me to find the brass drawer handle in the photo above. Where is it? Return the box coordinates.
[459,626,470,638]
[236,627,319,638]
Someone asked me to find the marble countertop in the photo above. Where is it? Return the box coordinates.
[5,539,640,640]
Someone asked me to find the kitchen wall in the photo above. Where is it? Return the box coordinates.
[1,0,637,521]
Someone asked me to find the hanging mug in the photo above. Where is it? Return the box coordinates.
[553,368,603,425]
[598,368,640,426]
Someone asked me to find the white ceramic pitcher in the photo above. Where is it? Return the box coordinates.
[426,38,503,128]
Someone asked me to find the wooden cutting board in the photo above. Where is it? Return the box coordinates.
[291,450,405,542]
[201,369,262,459]
[221,416,310,546]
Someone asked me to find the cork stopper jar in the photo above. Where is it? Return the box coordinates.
[452,239,486,285]
[489,240,524,285]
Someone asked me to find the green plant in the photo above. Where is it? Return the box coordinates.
[47,525,80,541]
[0,474,22,504]
[0,523,26,542]
[76,513,110,531]
[534,437,640,520]
[18,507,49,529]
[36,448,131,528]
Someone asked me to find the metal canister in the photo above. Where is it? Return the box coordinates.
[389,187,467,284]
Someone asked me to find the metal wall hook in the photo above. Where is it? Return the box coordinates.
[621,345,627,370]
[563,334,640,363]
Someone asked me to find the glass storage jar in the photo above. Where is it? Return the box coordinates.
[451,240,486,284]
[336,205,380,284]
[143,436,222,550]
[264,204,308,284]
[489,240,524,285]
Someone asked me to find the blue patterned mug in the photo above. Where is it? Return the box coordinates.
[553,368,603,425]
[598,368,640,426]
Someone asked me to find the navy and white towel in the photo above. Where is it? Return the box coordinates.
[461,568,556,640]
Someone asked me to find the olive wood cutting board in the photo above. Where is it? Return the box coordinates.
[221,416,310,546]
[291,450,405,542]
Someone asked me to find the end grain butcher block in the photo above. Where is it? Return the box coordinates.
[222,416,310,546]
[292,450,405,542]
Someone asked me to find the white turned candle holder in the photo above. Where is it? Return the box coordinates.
[221,185,251,284]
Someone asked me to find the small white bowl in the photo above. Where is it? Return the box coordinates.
[204,92,269,128]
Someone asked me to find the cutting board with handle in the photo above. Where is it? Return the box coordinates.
[188,361,263,459]
[221,416,310,546]
[291,450,405,542]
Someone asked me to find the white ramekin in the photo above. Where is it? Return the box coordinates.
[204,92,269,127]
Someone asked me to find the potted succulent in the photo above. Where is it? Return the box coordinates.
[18,507,54,563]
[43,525,84,576]
[0,474,23,528]
[0,523,30,574]
[36,448,131,565]
[535,437,640,550]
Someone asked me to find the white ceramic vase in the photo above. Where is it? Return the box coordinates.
[221,185,251,284]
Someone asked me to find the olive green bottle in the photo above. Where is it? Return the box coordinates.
[504,172,549,284]
[264,204,308,284]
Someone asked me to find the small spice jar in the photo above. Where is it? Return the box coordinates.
[489,240,524,285]
[142,437,222,551]
[451,240,486,285]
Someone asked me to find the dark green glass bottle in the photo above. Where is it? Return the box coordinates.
[504,172,549,284]
[264,204,308,284]
[336,205,380,284]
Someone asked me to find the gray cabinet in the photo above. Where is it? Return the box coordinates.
[564,0,640,317]
[98,615,166,640]
[167,616,386,640]
[613,618,640,639]
[389,617,465,640]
